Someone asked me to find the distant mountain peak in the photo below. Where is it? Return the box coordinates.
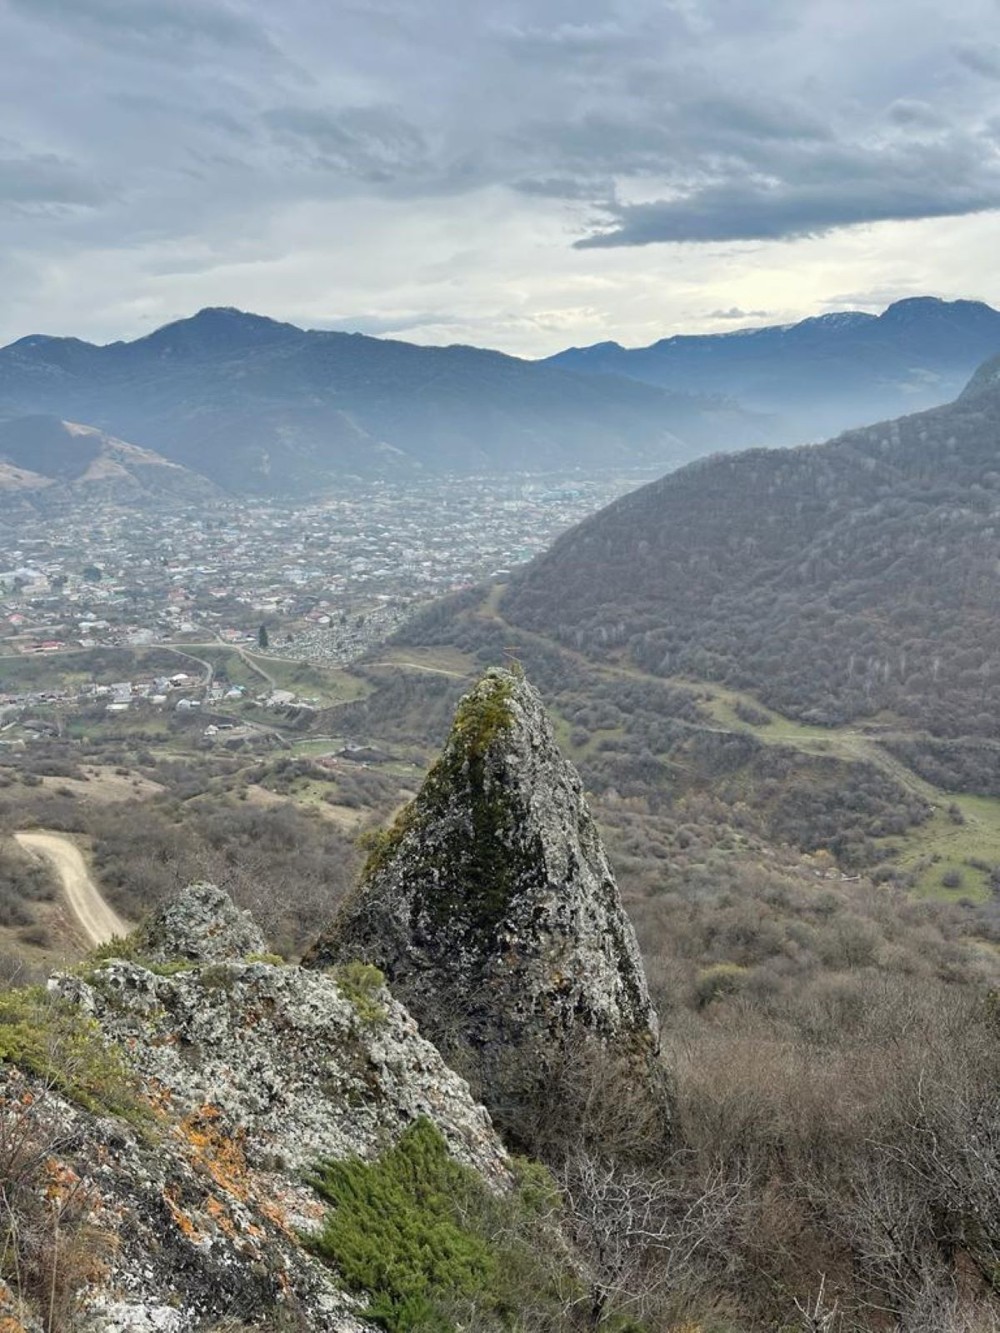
[7,333,90,351]
[544,295,1000,443]
[564,339,627,355]
[131,306,304,357]
[793,310,876,330]
[879,295,958,320]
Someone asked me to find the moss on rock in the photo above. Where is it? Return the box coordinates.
[306,667,670,1151]
[0,985,148,1121]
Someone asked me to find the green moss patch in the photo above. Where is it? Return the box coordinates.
[307,1118,578,1332]
[333,961,387,1025]
[354,672,544,939]
[450,673,516,761]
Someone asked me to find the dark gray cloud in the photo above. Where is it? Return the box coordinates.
[0,147,109,209]
[578,183,996,247]
[576,131,1000,246]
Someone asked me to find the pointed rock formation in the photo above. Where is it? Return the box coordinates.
[305,668,670,1149]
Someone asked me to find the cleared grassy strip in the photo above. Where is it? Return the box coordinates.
[375,645,478,677]
[255,656,370,705]
[195,646,270,691]
[197,645,370,707]
[896,794,1000,902]
[667,679,1000,903]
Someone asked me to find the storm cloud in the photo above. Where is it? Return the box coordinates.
[2,0,1000,350]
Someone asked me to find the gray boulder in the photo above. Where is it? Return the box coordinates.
[136,880,268,962]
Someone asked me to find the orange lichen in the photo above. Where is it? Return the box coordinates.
[0,1317,32,1333]
[175,1103,252,1202]
[43,1157,81,1201]
[144,1078,175,1114]
[257,1197,294,1234]
[163,1185,208,1244]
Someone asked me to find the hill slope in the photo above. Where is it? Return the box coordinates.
[0,308,763,493]
[0,415,209,508]
[498,355,1000,738]
[545,297,1000,445]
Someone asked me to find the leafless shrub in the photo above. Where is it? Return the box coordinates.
[557,1147,746,1328]
[0,1085,114,1331]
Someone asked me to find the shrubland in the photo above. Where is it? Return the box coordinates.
[0,748,372,956]
[4,628,1000,1325]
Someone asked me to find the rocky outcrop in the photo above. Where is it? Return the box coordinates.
[133,880,268,963]
[304,668,669,1147]
[0,675,675,1327]
[3,884,508,1332]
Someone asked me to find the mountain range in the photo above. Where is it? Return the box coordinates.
[0,308,757,495]
[545,296,1000,444]
[4,296,999,498]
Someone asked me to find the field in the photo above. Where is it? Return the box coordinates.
[0,645,202,693]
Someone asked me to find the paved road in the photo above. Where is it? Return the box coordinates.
[14,830,130,946]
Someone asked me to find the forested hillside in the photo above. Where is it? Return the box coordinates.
[501,356,1000,737]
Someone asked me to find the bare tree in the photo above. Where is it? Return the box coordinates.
[556,1149,746,1328]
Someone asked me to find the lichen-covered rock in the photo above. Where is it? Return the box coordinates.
[2,886,510,1332]
[50,956,507,1182]
[0,1062,366,1333]
[136,881,267,962]
[0,1276,44,1333]
[304,668,670,1145]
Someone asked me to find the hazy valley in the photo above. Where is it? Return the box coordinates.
[0,309,761,495]
[6,309,1000,1332]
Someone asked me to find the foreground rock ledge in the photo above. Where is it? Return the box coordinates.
[305,667,671,1147]
[13,882,509,1333]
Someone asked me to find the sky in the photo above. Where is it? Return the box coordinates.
[3,0,1000,356]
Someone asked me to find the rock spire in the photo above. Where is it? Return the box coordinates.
[305,667,669,1147]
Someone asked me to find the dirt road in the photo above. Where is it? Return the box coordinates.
[14,830,130,947]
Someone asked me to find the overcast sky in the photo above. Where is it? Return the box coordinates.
[3,0,1000,355]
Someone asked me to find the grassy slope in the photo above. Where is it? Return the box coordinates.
[388,584,1000,905]
[689,680,1000,902]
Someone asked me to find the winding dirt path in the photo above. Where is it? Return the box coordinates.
[14,831,130,946]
